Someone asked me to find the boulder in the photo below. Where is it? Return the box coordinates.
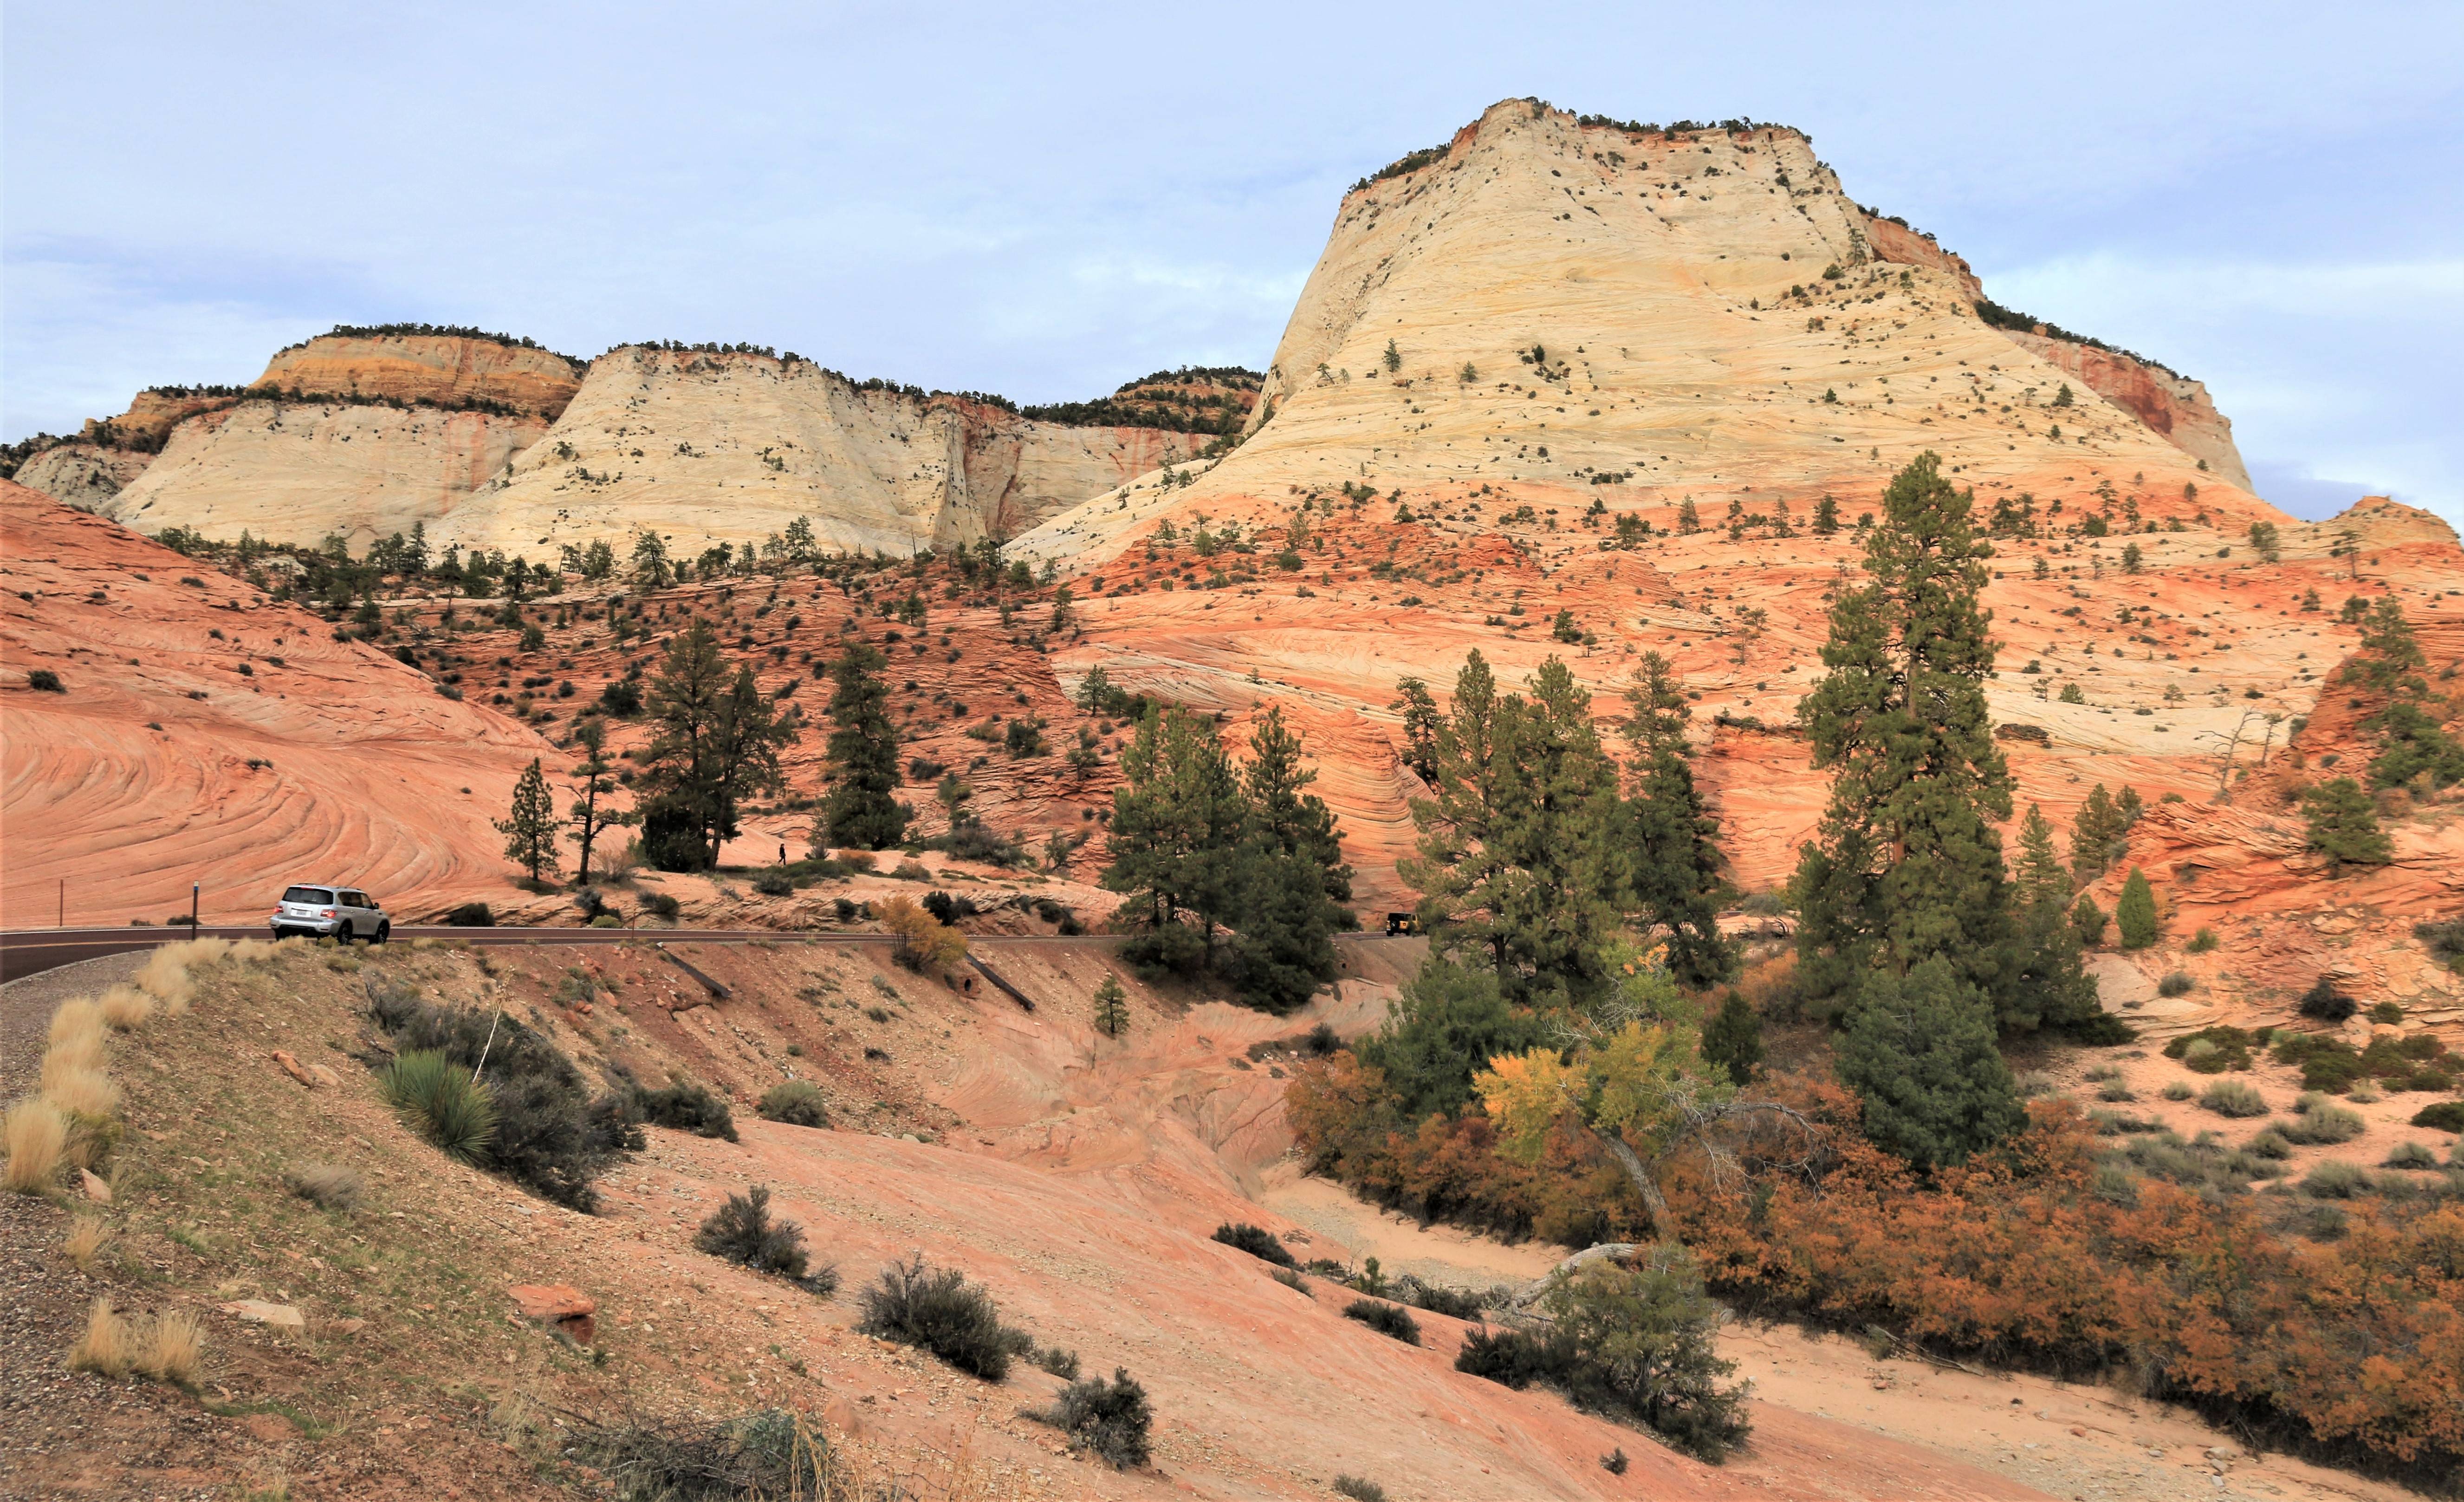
[507,1282,597,1344]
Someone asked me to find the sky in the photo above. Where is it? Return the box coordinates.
[7,1,2461,524]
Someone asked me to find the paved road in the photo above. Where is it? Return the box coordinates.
[0,925,1401,984]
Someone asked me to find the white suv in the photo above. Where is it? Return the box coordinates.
[271,884,389,942]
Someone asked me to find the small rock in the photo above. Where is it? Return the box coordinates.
[307,1064,342,1088]
[507,1282,597,1344]
[325,1317,368,1335]
[79,1169,111,1203]
[221,1300,306,1328]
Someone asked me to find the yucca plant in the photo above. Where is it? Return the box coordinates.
[383,1049,496,1164]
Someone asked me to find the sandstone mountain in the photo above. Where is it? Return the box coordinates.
[1013,99,2264,570]
[7,328,583,545]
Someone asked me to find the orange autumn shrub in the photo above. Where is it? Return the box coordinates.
[1290,1060,2464,1488]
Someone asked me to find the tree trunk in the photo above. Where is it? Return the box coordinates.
[1595,1130,1677,1243]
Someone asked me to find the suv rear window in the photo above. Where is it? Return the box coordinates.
[282,886,334,905]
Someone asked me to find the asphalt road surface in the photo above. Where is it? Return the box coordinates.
[0,925,1401,984]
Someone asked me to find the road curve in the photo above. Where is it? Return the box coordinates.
[0,925,1401,984]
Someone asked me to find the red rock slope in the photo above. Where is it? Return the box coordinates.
[0,482,556,925]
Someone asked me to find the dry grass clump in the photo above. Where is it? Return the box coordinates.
[97,983,155,1032]
[4,1099,69,1193]
[49,996,105,1048]
[41,1028,105,1089]
[68,1296,130,1376]
[42,1062,120,1121]
[284,1162,364,1212]
[64,1213,110,1268]
[136,1307,204,1386]
[67,1298,204,1385]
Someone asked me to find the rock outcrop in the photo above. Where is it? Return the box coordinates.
[0,481,555,926]
[422,346,1225,558]
[15,331,584,534]
[254,329,585,418]
[103,399,553,552]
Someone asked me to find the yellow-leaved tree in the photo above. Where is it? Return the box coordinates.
[1475,950,1811,1241]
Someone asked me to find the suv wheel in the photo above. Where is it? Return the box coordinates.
[373,922,390,945]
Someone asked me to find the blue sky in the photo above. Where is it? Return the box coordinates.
[7,1,2460,523]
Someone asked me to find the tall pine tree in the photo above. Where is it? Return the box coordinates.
[497,758,559,883]
[1792,451,2017,1008]
[565,719,634,884]
[818,643,907,850]
[1792,452,2025,1157]
[638,621,796,869]
[1619,652,1736,988]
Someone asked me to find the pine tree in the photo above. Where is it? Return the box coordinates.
[2003,805,2101,1031]
[1835,957,2025,1169]
[1699,990,1763,1086]
[2347,598,2426,692]
[1091,973,1128,1037]
[1791,452,2015,1008]
[1619,652,1735,988]
[1228,704,1353,1013]
[639,622,797,869]
[1400,653,1625,1008]
[1102,706,1246,974]
[2115,868,2159,949]
[1812,494,1840,535]
[2302,778,2392,872]
[565,719,634,884]
[1389,676,1443,783]
[1677,498,1701,534]
[2071,894,2108,948]
[818,643,907,850]
[496,758,559,883]
[2070,784,2123,885]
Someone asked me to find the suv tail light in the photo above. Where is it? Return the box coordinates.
[320,908,337,917]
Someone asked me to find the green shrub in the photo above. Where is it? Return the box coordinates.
[2157,972,2193,997]
[2409,1101,2464,1133]
[1332,1477,1387,1502]
[1023,1367,1152,1469]
[2246,1128,2293,1160]
[2298,976,2357,1022]
[367,987,638,1211]
[634,1079,738,1141]
[758,1081,830,1129]
[1342,1299,1421,1345]
[2187,928,2218,953]
[2278,1094,2365,1145]
[641,891,681,919]
[1034,1346,1080,1380]
[2382,1141,2441,1170]
[1455,1250,1751,1463]
[2160,1081,2193,1101]
[27,669,64,692]
[1271,1267,1313,1297]
[442,902,495,927]
[2115,869,2159,949]
[2301,1160,2368,1199]
[383,1050,496,1164]
[752,868,793,897]
[2272,1032,2365,1093]
[856,1254,1027,1380]
[695,1185,837,1294]
[1212,1222,1296,1268]
[2198,1080,2269,1118]
[2163,1025,2254,1073]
